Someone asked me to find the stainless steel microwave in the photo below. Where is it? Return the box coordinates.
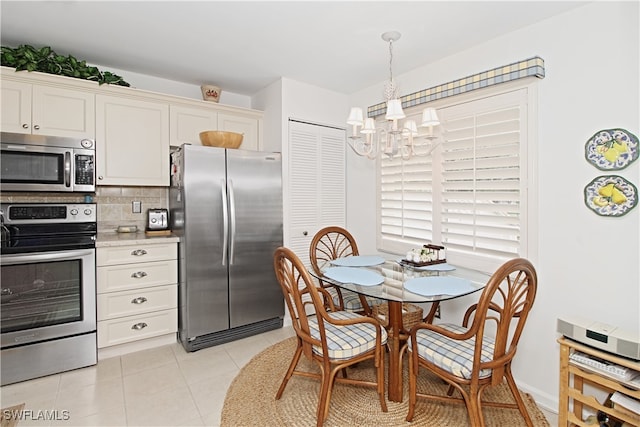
[1,132,95,193]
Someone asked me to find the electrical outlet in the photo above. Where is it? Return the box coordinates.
[132,201,142,213]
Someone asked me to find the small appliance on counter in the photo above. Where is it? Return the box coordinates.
[145,208,170,235]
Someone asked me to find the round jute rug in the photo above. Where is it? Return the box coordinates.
[221,337,550,426]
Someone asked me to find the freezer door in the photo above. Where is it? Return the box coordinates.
[226,149,284,328]
[180,145,229,338]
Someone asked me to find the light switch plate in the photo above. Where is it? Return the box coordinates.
[132,201,142,213]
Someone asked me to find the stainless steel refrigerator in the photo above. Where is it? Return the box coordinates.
[169,144,284,352]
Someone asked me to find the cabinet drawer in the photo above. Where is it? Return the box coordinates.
[97,243,176,266]
[97,260,177,293]
[98,309,177,348]
[97,284,177,321]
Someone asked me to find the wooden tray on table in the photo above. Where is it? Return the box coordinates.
[400,258,447,268]
[400,244,446,267]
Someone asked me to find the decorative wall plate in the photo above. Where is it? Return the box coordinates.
[585,128,639,170]
[584,175,637,217]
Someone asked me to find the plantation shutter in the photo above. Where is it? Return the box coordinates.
[379,109,435,253]
[378,88,528,268]
[439,89,526,261]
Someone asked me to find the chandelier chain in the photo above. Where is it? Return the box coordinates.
[383,38,399,101]
[388,38,394,83]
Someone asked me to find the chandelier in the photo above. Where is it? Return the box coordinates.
[347,31,442,160]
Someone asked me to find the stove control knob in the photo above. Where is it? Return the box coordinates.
[84,209,93,216]
[70,209,78,216]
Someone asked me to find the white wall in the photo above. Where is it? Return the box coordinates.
[277,77,350,248]
[91,63,253,108]
[253,78,283,153]
[347,2,639,412]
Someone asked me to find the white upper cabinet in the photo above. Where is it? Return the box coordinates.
[1,67,265,187]
[96,95,170,186]
[217,112,260,151]
[169,105,217,147]
[169,104,262,150]
[1,79,95,138]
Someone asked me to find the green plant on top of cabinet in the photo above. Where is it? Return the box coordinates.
[1,79,95,138]
[1,44,130,86]
[96,94,170,186]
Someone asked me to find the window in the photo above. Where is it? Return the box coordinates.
[377,84,536,273]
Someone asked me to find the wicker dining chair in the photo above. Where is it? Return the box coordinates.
[309,226,384,315]
[273,246,388,426]
[405,258,538,427]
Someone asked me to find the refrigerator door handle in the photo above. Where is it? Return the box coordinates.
[221,179,229,266]
[228,179,237,265]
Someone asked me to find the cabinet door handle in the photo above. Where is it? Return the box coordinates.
[131,297,148,304]
[131,249,147,256]
[22,123,29,129]
[131,271,147,279]
[98,176,104,180]
[131,322,148,330]
[33,125,40,130]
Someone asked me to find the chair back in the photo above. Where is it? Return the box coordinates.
[464,258,537,385]
[309,226,359,275]
[274,246,330,359]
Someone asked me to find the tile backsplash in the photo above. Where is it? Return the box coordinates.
[0,186,168,232]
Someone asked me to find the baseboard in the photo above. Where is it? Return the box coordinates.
[98,333,177,360]
[516,381,558,415]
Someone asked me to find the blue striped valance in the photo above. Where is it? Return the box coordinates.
[368,56,545,118]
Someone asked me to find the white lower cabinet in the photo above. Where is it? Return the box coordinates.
[97,284,177,320]
[96,242,178,350]
[98,309,178,348]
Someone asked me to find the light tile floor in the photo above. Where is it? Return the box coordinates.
[1,326,558,426]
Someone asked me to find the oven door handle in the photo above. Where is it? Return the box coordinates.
[0,248,95,265]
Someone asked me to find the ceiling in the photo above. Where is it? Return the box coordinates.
[1,1,587,96]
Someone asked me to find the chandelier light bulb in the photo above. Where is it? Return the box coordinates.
[421,108,440,127]
[385,99,405,120]
[403,120,418,137]
[361,118,377,134]
[347,107,364,126]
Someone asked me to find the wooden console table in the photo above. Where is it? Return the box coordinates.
[558,337,640,426]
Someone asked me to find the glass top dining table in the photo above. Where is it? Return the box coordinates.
[307,257,491,402]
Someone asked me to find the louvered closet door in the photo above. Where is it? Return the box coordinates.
[287,120,346,265]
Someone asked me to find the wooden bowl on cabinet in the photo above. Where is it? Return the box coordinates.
[199,131,243,148]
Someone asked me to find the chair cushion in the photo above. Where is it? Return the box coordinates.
[325,287,386,312]
[408,323,495,379]
[308,311,387,361]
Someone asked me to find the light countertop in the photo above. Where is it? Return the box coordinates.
[96,231,180,247]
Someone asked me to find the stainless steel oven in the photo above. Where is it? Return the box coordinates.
[1,132,95,193]
[0,203,97,385]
